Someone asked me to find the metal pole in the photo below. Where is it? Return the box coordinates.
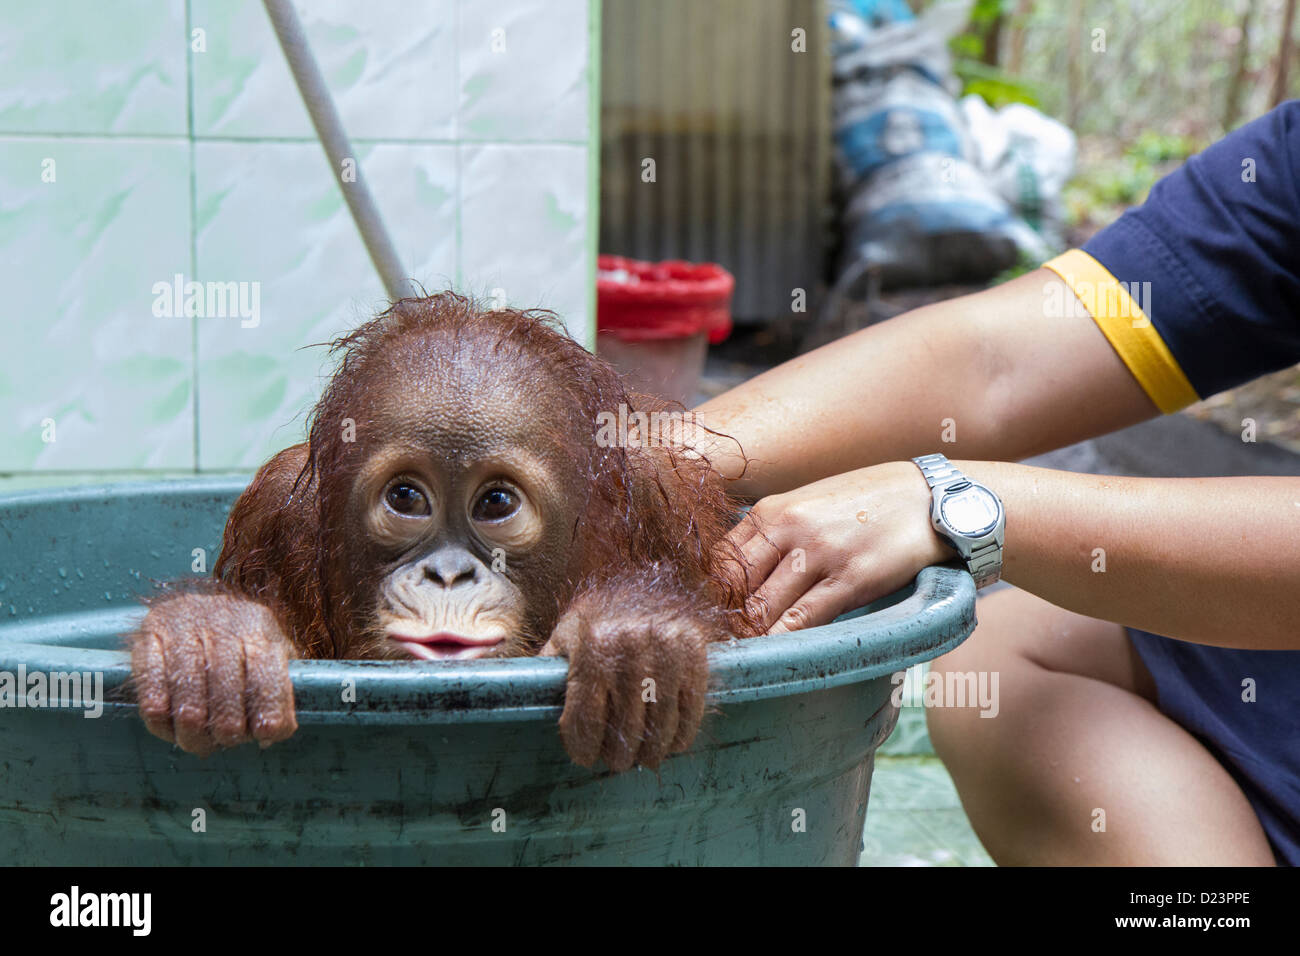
[262,0,416,301]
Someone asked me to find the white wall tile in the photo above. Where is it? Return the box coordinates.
[194,140,457,469]
[0,139,193,470]
[191,0,458,140]
[460,143,589,342]
[459,0,590,142]
[0,0,187,135]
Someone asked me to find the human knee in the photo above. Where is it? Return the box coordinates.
[926,589,1036,759]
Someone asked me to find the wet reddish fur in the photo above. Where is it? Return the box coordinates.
[203,291,761,660]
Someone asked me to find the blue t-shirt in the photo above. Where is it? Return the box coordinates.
[1044,101,1300,864]
[1084,102,1300,399]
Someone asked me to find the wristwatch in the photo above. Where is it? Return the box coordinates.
[911,453,1004,589]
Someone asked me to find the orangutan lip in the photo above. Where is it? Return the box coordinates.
[387,631,505,661]
[387,631,504,646]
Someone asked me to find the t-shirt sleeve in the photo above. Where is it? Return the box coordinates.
[1043,101,1300,411]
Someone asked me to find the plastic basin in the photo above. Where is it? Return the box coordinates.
[0,479,975,865]
[596,255,735,404]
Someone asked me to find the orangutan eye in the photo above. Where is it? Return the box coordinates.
[472,486,520,523]
[384,481,431,517]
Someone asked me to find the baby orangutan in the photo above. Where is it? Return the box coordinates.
[130,292,757,771]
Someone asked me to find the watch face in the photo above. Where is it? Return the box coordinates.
[939,484,1001,537]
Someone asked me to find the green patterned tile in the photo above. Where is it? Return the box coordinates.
[913,808,995,867]
[0,138,193,470]
[460,143,589,341]
[190,0,457,140]
[862,757,995,867]
[861,809,967,866]
[868,756,965,811]
[459,0,591,142]
[0,0,187,135]
[0,1,595,478]
[193,141,456,469]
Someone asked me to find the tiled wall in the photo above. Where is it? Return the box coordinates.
[0,0,597,478]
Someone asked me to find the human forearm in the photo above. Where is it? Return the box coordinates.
[958,461,1300,650]
[729,459,1300,650]
[695,270,1158,497]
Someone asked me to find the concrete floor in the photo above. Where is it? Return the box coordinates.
[864,705,995,866]
[862,755,995,866]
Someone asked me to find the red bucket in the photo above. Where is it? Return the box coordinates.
[596,256,734,404]
[597,255,735,344]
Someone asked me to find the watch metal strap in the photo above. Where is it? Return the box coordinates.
[966,543,1002,589]
[913,452,961,489]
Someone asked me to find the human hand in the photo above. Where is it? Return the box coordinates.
[725,461,952,633]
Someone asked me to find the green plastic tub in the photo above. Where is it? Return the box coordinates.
[0,479,975,865]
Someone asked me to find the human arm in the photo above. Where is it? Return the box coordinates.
[734,459,1300,650]
[693,268,1159,497]
[697,106,1300,499]
[707,105,1300,648]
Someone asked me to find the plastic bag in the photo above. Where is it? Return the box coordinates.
[960,94,1077,252]
[831,0,1052,288]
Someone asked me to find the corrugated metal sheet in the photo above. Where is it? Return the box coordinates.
[599,0,832,324]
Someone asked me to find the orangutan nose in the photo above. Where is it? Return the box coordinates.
[421,548,482,589]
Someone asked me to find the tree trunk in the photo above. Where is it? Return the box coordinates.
[1006,0,1035,75]
[982,11,1004,66]
[1224,0,1256,131]
[1066,0,1085,129]
[1272,0,1298,108]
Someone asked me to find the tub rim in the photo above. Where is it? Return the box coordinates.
[0,478,977,724]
